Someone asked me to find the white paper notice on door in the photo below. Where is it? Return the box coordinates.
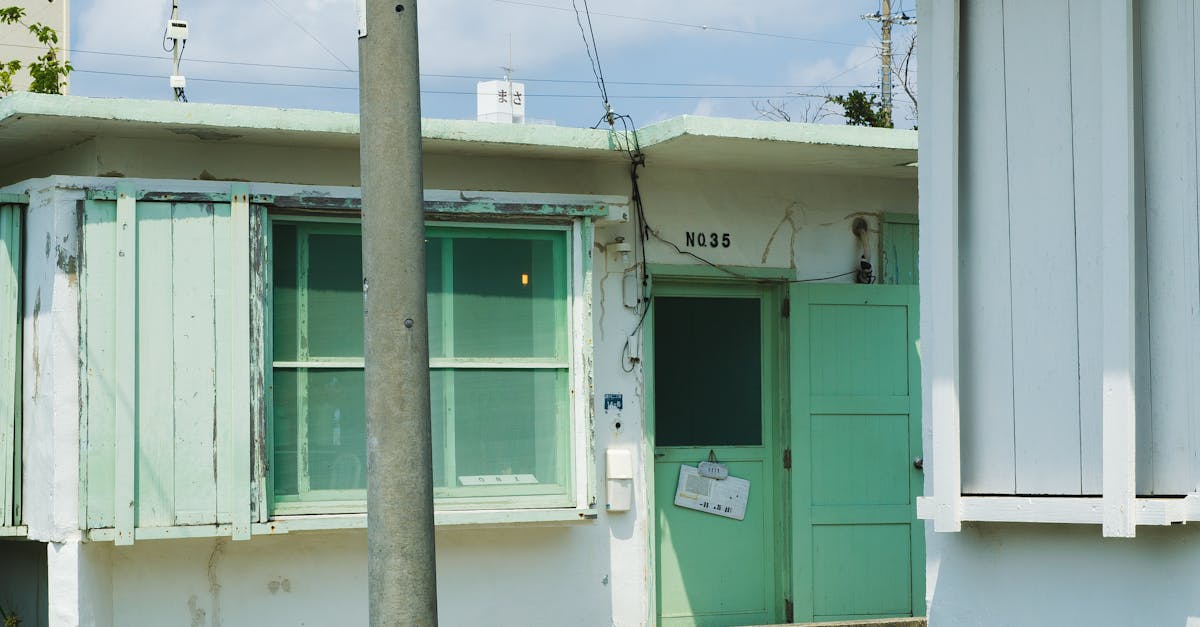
[673,464,750,521]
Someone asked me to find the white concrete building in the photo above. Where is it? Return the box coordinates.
[0,0,70,94]
[919,1,1200,624]
[0,92,919,626]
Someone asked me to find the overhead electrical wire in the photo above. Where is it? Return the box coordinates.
[260,0,352,70]
[71,69,863,100]
[495,0,881,50]
[0,46,868,90]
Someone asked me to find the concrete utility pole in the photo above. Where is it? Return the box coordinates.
[862,0,916,123]
[358,0,439,625]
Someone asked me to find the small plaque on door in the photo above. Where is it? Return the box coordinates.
[673,464,749,520]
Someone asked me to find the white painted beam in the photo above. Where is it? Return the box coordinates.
[230,184,253,541]
[917,496,1191,527]
[1099,0,1138,539]
[919,0,962,532]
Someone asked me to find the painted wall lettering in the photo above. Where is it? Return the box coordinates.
[683,231,731,248]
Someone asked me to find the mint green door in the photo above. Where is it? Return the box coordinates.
[790,284,924,622]
[650,282,783,627]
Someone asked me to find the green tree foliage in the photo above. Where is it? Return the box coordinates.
[0,5,72,95]
[0,604,20,627]
[825,89,893,129]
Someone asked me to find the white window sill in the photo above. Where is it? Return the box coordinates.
[0,526,27,537]
[916,495,1200,527]
[85,508,599,542]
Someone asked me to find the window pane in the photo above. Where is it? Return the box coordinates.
[272,224,299,362]
[272,367,366,498]
[426,237,445,359]
[431,234,564,359]
[654,296,762,447]
[433,369,568,491]
[272,369,299,497]
[305,368,367,490]
[306,234,364,358]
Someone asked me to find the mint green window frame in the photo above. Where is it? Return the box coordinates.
[269,218,579,515]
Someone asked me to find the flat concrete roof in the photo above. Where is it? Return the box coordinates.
[0,92,917,178]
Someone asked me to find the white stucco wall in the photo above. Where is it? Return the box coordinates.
[4,136,915,626]
[0,0,69,94]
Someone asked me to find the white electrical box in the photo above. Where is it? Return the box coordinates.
[166,19,189,41]
[169,75,186,89]
[606,448,634,512]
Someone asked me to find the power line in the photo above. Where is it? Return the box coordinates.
[494,0,881,50]
[0,44,872,90]
[73,69,837,100]
[260,0,351,70]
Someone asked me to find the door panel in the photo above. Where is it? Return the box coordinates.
[651,284,781,627]
[656,457,771,626]
[791,284,923,622]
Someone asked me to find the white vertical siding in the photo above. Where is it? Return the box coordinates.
[958,0,1016,494]
[1140,0,1200,495]
[1003,0,1083,495]
[957,0,1200,497]
[1068,0,1104,495]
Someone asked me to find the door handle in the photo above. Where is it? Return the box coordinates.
[912,456,924,470]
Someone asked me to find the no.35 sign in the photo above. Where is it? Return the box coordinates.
[684,231,731,248]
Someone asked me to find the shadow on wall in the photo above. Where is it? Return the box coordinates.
[0,540,48,627]
[927,523,1200,627]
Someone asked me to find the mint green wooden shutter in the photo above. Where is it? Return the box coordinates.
[81,185,254,541]
[0,200,21,528]
[880,213,919,285]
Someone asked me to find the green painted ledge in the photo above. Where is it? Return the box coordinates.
[636,115,918,152]
[85,508,599,541]
[0,92,916,154]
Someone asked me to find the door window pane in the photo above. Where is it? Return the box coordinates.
[654,296,762,447]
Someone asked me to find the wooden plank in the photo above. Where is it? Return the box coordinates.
[171,203,218,525]
[1139,0,1199,495]
[919,0,962,532]
[114,182,137,545]
[575,218,595,509]
[250,206,270,523]
[1191,0,1200,497]
[958,0,1017,495]
[879,216,918,285]
[214,200,233,524]
[230,184,253,540]
[1004,0,1083,495]
[1069,0,1105,495]
[789,283,815,621]
[1100,0,1138,538]
[0,204,20,527]
[83,200,118,529]
[905,286,925,619]
[135,202,176,527]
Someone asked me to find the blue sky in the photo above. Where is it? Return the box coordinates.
[65,0,918,129]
